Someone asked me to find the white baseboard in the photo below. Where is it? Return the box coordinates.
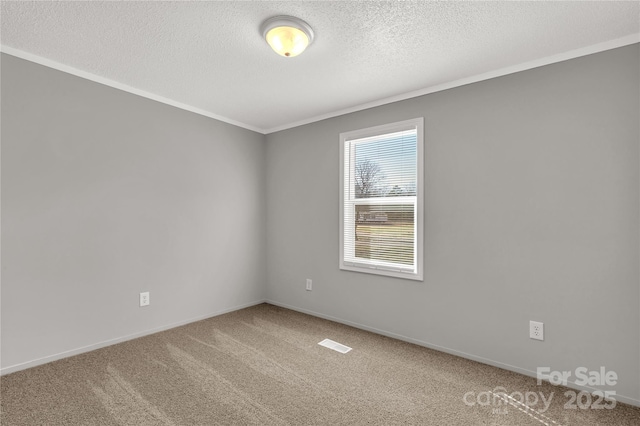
[0,299,267,376]
[264,299,640,408]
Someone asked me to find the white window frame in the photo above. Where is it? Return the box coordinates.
[339,117,424,281]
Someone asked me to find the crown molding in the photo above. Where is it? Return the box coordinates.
[0,45,265,134]
[3,33,638,136]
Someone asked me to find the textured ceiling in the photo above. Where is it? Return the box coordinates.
[1,1,639,134]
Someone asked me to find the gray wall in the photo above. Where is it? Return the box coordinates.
[1,54,267,371]
[265,44,640,404]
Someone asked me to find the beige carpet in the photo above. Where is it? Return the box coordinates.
[1,303,639,425]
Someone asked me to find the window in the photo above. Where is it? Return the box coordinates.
[340,118,424,281]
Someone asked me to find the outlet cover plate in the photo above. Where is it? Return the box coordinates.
[140,292,150,307]
[530,320,544,341]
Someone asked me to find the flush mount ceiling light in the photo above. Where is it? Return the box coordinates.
[260,16,314,58]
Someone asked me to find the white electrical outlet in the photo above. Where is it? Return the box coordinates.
[140,291,150,307]
[306,279,312,291]
[530,320,544,341]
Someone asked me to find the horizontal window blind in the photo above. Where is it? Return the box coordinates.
[343,126,418,274]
